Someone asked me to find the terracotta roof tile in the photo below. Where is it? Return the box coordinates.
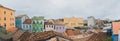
[13,30,25,41]
[30,31,72,41]
[44,22,54,25]
[66,30,75,36]
[19,31,32,41]
[7,27,17,32]
[23,19,32,24]
[87,32,106,41]
[74,30,82,35]
[16,14,26,18]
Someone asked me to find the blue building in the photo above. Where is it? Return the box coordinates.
[15,14,29,30]
[112,34,118,41]
[23,19,32,32]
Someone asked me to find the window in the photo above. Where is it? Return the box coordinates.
[13,23,14,26]
[52,25,54,28]
[28,25,29,28]
[62,27,64,29]
[10,24,12,26]
[4,23,6,27]
[26,25,28,28]
[39,21,42,24]
[11,12,12,15]
[4,11,6,14]
[30,25,31,27]
[33,21,36,24]
[12,18,14,20]
[0,17,1,20]
[47,25,48,27]
[4,17,6,21]
[59,27,61,29]
[37,21,39,24]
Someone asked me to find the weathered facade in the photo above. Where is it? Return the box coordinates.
[23,19,32,32]
[0,4,15,30]
[15,14,29,29]
[32,16,44,32]
[63,16,84,29]
[112,22,120,41]
[44,21,66,33]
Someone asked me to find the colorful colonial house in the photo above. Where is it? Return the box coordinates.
[54,24,66,33]
[63,16,84,29]
[15,14,29,29]
[0,4,15,31]
[44,22,54,31]
[44,21,66,33]
[23,19,32,32]
[32,16,44,33]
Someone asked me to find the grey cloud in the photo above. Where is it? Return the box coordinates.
[0,0,120,20]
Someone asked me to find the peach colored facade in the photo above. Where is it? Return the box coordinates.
[112,22,120,34]
[0,5,15,30]
[63,16,84,28]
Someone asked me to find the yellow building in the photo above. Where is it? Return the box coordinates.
[0,4,15,30]
[63,16,84,29]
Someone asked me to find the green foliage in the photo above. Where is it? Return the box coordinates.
[105,36,112,41]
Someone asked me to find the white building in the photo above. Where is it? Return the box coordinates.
[87,16,96,27]
[44,22,66,33]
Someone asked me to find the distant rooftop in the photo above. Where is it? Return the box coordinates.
[0,4,15,11]
[0,4,3,7]
[16,14,27,18]
[23,19,32,24]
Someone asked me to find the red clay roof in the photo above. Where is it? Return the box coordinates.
[7,27,17,32]
[87,32,106,41]
[23,19,32,24]
[30,31,72,41]
[44,22,54,25]
[66,30,75,36]
[13,30,26,41]
[112,22,120,34]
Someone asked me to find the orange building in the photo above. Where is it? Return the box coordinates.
[0,4,15,30]
[112,22,120,34]
[63,16,84,29]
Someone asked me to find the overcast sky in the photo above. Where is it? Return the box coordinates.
[0,0,120,20]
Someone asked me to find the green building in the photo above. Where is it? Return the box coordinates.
[32,16,44,33]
